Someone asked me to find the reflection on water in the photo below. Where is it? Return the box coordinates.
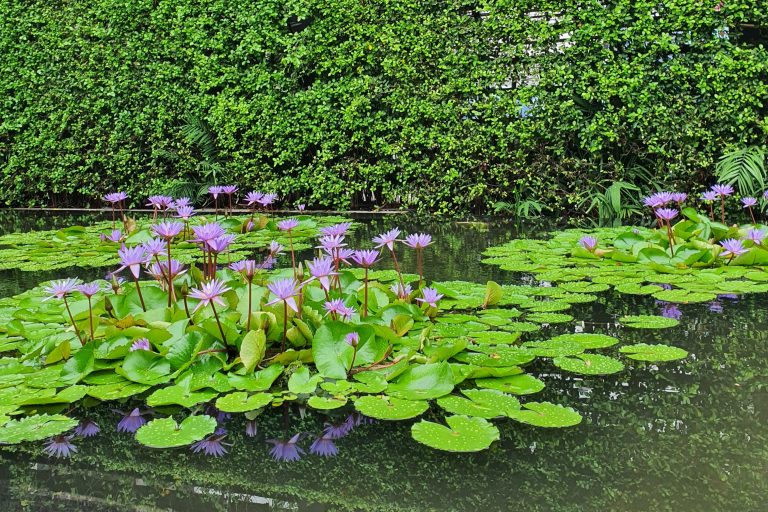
[0,211,766,511]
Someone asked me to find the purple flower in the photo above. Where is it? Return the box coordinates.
[230,260,258,278]
[148,260,186,281]
[142,238,167,258]
[207,234,236,254]
[208,185,224,199]
[336,248,355,264]
[711,184,734,197]
[245,420,258,437]
[244,191,264,206]
[643,192,674,208]
[719,238,748,258]
[269,241,284,255]
[319,222,352,237]
[146,195,173,209]
[701,191,719,202]
[192,223,226,244]
[173,197,192,208]
[189,279,232,313]
[659,303,683,320]
[317,235,347,254]
[373,228,401,251]
[323,299,355,320]
[415,287,444,308]
[747,229,766,244]
[191,428,231,457]
[74,419,100,438]
[718,293,739,301]
[391,282,413,299]
[323,419,354,439]
[257,193,278,207]
[307,257,337,291]
[345,332,360,347]
[222,185,238,195]
[351,249,379,268]
[43,279,80,300]
[297,204,306,211]
[76,282,101,298]
[709,301,723,313]
[43,435,77,458]
[101,229,123,243]
[130,338,151,352]
[267,433,304,462]
[671,192,687,204]
[403,233,433,249]
[175,205,196,220]
[152,221,184,240]
[116,244,148,279]
[104,192,128,204]
[741,197,758,208]
[266,278,301,313]
[655,208,679,221]
[117,408,147,433]
[578,236,598,252]
[764,190,768,200]
[277,218,300,231]
[310,434,338,457]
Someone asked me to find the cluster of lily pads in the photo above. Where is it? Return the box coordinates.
[0,191,692,458]
[484,187,768,308]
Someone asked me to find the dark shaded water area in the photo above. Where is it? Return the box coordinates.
[0,211,766,511]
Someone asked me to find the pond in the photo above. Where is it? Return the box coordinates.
[0,211,765,512]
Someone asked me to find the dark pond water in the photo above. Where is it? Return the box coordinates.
[0,211,766,511]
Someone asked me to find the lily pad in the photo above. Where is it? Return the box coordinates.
[146,386,219,408]
[523,339,585,357]
[474,374,545,395]
[552,354,625,375]
[215,391,273,412]
[619,343,689,362]
[135,415,217,448]
[354,395,429,420]
[548,333,619,349]
[619,315,680,329]
[307,396,348,410]
[388,362,454,400]
[507,402,582,428]
[437,389,520,418]
[0,414,78,444]
[411,415,500,452]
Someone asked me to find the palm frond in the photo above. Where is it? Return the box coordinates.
[716,146,766,196]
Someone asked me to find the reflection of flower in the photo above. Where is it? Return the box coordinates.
[658,302,682,320]
[191,428,231,457]
[43,435,77,458]
[117,408,147,433]
[267,433,304,462]
[310,434,338,457]
[709,301,723,313]
[245,420,258,437]
[74,419,100,438]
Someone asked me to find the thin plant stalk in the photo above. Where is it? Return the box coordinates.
[133,277,146,311]
[416,248,424,288]
[708,203,714,221]
[748,205,756,224]
[282,301,288,352]
[246,278,253,331]
[721,196,726,224]
[183,294,193,324]
[387,248,405,291]
[86,296,94,342]
[348,345,358,377]
[209,302,227,344]
[363,267,369,318]
[63,297,85,346]
[288,232,297,279]
[166,240,176,306]
[665,220,674,248]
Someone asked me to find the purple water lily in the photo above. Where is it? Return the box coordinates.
[176,205,195,220]
[267,433,304,462]
[104,192,128,229]
[267,277,301,350]
[320,222,352,237]
[74,419,100,438]
[307,257,336,292]
[310,434,338,457]
[258,193,278,207]
[719,238,748,261]
[101,229,123,243]
[352,249,379,317]
[373,228,401,251]
[44,279,84,345]
[415,287,444,308]
[116,244,147,279]
[578,236,598,252]
[747,229,766,245]
[278,219,300,276]
[152,221,184,240]
[297,204,306,211]
[76,282,101,297]
[701,191,718,220]
[244,191,264,206]
[742,197,758,224]
[655,209,678,247]
[245,420,258,437]
[277,218,300,231]
[130,338,151,351]
[43,435,77,458]
[191,428,231,457]
[403,233,432,286]
[391,282,413,300]
[189,279,231,313]
[117,408,147,433]
[671,192,687,205]
[173,197,192,208]
[323,418,355,439]
[712,184,734,223]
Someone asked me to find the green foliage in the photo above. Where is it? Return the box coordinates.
[715,146,767,197]
[0,1,766,213]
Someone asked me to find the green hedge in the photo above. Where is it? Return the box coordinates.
[1,1,766,213]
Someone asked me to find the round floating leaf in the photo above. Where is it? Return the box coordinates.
[0,414,78,444]
[466,331,522,345]
[523,339,584,357]
[619,343,688,362]
[146,386,219,408]
[507,402,582,428]
[475,374,545,395]
[498,322,541,333]
[652,289,717,303]
[553,354,624,375]
[354,395,429,420]
[307,396,348,410]
[526,313,574,324]
[520,301,572,312]
[411,415,500,452]
[437,389,520,418]
[619,315,680,329]
[549,333,619,349]
[86,382,150,401]
[215,391,273,412]
[615,283,664,295]
[135,415,217,448]
[388,362,454,400]
[557,282,610,293]
[455,346,535,367]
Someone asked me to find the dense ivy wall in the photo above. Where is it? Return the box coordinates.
[1,1,766,212]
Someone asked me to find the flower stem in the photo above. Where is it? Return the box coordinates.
[288,232,296,279]
[282,301,288,352]
[721,196,726,224]
[389,248,405,290]
[749,206,756,224]
[210,302,227,344]
[133,277,146,311]
[417,249,423,288]
[166,239,174,306]
[87,296,94,342]
[709,203,714,221]
[246,279,252,331]
[348,345,358,376]
[63,297,85,346]
[363,267,369,318]
[183,294,193,324]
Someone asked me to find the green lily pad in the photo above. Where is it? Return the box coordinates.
[507,402,582,428]
[146,386,219,408]
[354,395,429,420]
[307,396,348,410]
[135,415,217,448]
[548,333,619,349]
[0,414,78,444]
[525,313,574,324]
[619,315,680,329]
[474,374,545,395]
[652,289,717,303]
[523,339,585,357]
[437,389,520,418]
[388,362,454,400]
[411,415,500,452]
[215,391,273,412]
[619,343,689,362]
[553,354,625,375]
[466,331,522,345]
[86,382,151,401]
[615,283,664,295]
